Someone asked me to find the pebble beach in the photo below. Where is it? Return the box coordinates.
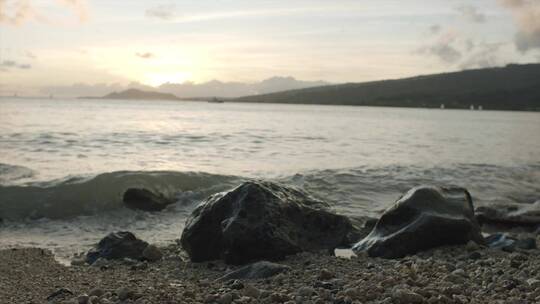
[3,233,540,304]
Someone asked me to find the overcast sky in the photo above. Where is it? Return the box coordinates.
[1,0,540,95]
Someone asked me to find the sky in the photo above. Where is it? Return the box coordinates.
[1,0,540,96]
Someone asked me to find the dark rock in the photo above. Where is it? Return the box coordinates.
[123,188,173,211]
[85,231,149,264]
[46,288,73,301]
[217,261,291,281]
[485,233,516,249]
[352,186,485,258]
[475,201,540,228]
[468,251,482,260]
[515,237,537,250]
[180,181,358,264]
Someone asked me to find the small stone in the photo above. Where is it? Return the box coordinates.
[242,284,260,299]
[230,280,244,290]
[116,287,133,301]
[466,241,480,251]
[297,286,316,297]
[392,289,425,304]
[77,294,89,304]
[468,251,482,260]
[318,268,334,280]
[452,269,467,277]
[88,296,99,304]
[219,293,233,304]
[142,244,163,262]
[527,278,540,289]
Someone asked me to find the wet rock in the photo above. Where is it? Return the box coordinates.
[142,244,163,262]
[181,181,358,264]
[475,201,540,228]
[123,188,174,211]
[77,294,89,304]
[353,186,485,258]
[85,231,149,264]
[217,261,291,281]
[515,237,537,250]
[46,288,73,301]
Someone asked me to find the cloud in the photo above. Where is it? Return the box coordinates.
[456,5,486,23]
[418,29,462,64]
[500,0,540,53]
[0,0,88,26]
[56,0,88,22]
[0,60,32,70]
[0,0,34,26]
[145,4,176,20]
[459,43,503,69]
[424,44,462,64]
[135,52,155,59]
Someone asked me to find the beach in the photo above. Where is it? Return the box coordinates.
[2,234,540,304]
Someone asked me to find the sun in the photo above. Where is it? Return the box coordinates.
[143,72,192,87]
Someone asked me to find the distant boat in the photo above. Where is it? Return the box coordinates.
[440,104,445,109]
[470,105,475,110]
[208,97,224,103]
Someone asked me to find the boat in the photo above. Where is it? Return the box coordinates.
[208,97,224,103]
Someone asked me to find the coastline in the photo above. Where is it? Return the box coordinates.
[3,238,540,304]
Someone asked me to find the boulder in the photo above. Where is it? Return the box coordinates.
[85,231,149,264]
[217,261,291,281]
[180,181,358,264]
[475,201,540,228]
[123,188,173,211]
[353,186,485,258]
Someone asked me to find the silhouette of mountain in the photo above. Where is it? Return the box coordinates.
[232,64,540,111]
[100,89,181,101]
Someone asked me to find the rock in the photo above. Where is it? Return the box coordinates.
[181,181,358,264]
[475,201,540,228]
[142,244,163,262]
[297,286,316,297]
[219,293,233,304]
[527,279,540,289]
[242,284,261,298]
[123,188,174,211]
[217,261,290,281]
[88,288,105,297]
[392,289,425,304]
[85,231,149,264]
[515,237,537,250]
[352,186,485,258]
[318,268,334,280]
[116,286,133,301]
[485,233,516,250]
[77,294,89,304]
[46,288,73,301]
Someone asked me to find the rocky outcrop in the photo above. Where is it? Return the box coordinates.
[122,188,174,212]
[353,186,485,258]
[86,231,149,264]
[217,261,291,281]
[475,201,540,228]
[180,181,358,264]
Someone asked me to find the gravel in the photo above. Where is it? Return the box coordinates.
[2,235,540,304]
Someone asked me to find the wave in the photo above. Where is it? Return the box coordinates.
[1,163,538,221]
[0,163,36,184]
[0,170,241,220]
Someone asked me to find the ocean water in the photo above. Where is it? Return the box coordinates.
[1,97,539,262]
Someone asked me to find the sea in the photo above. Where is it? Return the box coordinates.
[1,97,539,263]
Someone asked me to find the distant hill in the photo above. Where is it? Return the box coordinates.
[100,89,181,101]
[232,64,540,111]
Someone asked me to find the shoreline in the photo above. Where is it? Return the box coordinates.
[2,237,540,304]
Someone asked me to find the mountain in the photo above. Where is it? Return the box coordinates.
[232,64,540,111]
[61,77,329,99]
[100,89,181,101]
[157,76,329,98]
